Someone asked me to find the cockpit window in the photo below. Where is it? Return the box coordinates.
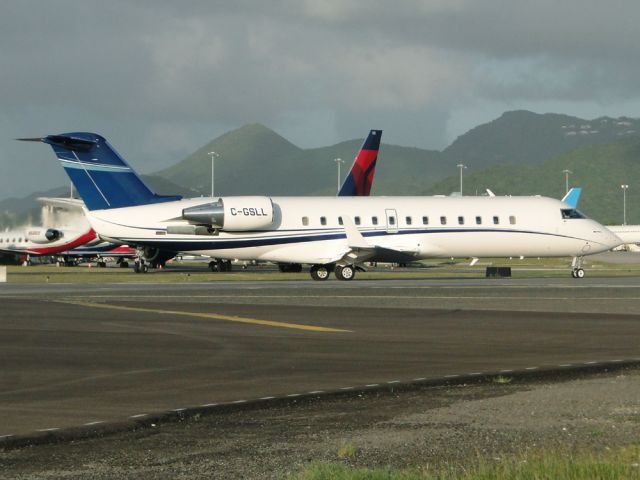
[561,209,586,219]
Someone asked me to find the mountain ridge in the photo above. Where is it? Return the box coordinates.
[2,110,639,227]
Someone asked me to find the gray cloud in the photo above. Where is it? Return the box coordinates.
[2,0,640,199]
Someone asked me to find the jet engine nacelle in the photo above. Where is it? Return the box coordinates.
[182,196,274,231]
[26,228,63,244]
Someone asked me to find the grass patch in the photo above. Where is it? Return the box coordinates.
[338,442,359,461]
[291,445,640,479]
[492,375,513,385]
[4,255,640,283]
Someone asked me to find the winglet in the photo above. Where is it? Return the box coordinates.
[562,187,582,208]
[341,216,370,249]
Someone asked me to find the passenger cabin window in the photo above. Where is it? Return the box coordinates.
[355,216,361,225]
[422,216,429,225]
[493,216,499,225]
[372,216,378,225]
[388,216,396,225]
[458,216,464,225]
[320,216,327,226]
[406,216,412,225]
[509,215,516,225]
[302,216,309,226]
[338,216,343,225]
[475,216,482,225]
[561,209,586,219]
[440,216,447,225]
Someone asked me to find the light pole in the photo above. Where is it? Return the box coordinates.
[334,158,344,193]
[562,169,572,195]
[621,184,629,225]
[208,151,220,197]
[456,164,466,195]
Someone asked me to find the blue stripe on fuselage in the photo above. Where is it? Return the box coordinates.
[116,227,593,252]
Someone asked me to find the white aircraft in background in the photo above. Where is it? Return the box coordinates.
[21,132,622,280]
[0,199,96,263]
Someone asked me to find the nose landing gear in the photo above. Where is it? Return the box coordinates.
[571,256,585,279]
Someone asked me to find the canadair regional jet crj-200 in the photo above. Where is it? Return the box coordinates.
[21,132,622,280]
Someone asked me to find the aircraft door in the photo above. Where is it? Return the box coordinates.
[385,209,398,233]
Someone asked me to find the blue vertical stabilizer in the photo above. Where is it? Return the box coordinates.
[33,132,181,210]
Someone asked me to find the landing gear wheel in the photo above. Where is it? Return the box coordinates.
[310,264,330,281]
[134,260,148,273]
[575,268,584,279]
[335,265,355,281]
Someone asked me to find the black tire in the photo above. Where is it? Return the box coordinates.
[576,268,585,279]
[335,265,356,281]
[134,263,141,274]
[209,261,216,272]
[310,264,330,281]
[119,261,129,268]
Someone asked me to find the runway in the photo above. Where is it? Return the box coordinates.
[1,277,640,439]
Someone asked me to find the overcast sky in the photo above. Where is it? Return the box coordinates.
[2,0,640,200]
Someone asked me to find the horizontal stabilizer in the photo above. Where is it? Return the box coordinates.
[37,197,85,211]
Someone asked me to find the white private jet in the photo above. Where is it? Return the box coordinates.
[21,132,622,280]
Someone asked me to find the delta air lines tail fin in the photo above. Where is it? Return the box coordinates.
[19,133,181,210]
[338,130,382,196]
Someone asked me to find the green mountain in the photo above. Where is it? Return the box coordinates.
[443,110,640,171]
[423,136,640,225]
[158,123,304,196]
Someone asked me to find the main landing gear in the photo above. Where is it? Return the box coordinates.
[310,264,331,281]
[571,256,585,279]
[209,259,232,272]
[335,265,355,281]
[309,264,356,281]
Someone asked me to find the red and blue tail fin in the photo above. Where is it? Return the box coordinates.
[338,129,382,196]
[21,133,181,210]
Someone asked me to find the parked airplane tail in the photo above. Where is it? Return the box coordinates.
[338,130,382,197]
[561,187,582,208]
[19,133,181,210]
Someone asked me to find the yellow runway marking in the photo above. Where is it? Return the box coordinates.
[56,300,351,333]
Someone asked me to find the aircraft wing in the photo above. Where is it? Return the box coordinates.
[335,216,419,265]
